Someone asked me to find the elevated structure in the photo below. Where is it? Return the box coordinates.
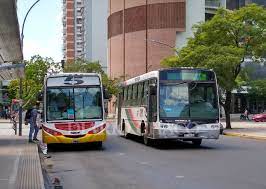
[0,0,23,63]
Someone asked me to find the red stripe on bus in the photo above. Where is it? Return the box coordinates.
[55,122,95,131]
[128,109,140,128]
[88,124,106,134]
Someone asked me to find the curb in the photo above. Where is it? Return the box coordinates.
[15,142,45,189]
[224,132,266,141]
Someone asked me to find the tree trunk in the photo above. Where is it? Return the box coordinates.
[224,91,232,129]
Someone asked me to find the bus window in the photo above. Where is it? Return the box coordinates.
[74,87,103,120]
[123,87,128,106]
[132,84,138,105]
[137,82,144,105]
[128,85,133,106]
[148,80,157,122]
[47,88,74,121]
[143,81,149,105]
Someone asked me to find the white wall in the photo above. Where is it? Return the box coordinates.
[175,0,205,49]
[84,0,108,73]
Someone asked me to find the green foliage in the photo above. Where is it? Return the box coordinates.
[248,79,266,100]
[64,59,104,74]
[63,59,121,96]
[161,4,266,128]
[8,55,60,109]
[162,4,266,92]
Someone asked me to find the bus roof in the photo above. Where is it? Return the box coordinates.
[46,72,101,79]
[123,68,214,86]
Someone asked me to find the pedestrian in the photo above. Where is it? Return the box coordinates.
[244,108,250,121]
[28,102,40,143]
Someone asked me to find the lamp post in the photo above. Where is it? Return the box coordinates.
[19,0,41,136]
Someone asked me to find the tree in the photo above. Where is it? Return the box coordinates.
[161,4,266,129]
[63,59,121,96]
[248,79,266,101]
[8,55,60,109]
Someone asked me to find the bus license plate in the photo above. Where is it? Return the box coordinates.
[184,133,195,137]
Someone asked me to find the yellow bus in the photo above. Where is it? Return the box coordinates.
[42,73,109,148]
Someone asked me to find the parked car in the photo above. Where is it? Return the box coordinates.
[252,113,266,122]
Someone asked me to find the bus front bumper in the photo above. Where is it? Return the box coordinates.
[152,129,220,140]
[42,130,107,144]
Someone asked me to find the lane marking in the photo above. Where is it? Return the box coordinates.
[176,176,185,179]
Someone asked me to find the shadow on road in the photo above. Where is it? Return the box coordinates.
[122,134,214,150]
[120,134,252,151]
[47,143,105,153]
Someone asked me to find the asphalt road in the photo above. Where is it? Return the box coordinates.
[44,134,266,189]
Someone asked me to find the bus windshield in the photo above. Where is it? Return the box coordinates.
[159,83,190,118]
[159,83,218,120]
[47,87,102,121]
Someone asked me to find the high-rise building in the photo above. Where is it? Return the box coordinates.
[84,0,108,72]
[62,0,76,61]
[62,0,108,72]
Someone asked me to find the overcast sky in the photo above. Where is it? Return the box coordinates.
[17,0,62,62]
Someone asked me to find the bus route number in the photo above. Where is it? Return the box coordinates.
[64,75,84,85]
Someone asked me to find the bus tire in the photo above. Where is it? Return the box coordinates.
[143,135,152,146]
[124,132,130,139]
[191,139,202,146]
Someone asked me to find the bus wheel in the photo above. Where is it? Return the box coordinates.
[191,139,202,147]
[124,132,130,139]
[143,135,152,146]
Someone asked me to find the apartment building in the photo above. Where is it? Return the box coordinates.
[62,0,108,72]
[206,0,266,20]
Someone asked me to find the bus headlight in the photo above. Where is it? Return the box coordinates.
[160,124,168,129]
[211,125,219,129]
[43,126,62,136]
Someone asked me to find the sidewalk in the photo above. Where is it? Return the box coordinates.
[0,120,45,189]
[222,121,266,140]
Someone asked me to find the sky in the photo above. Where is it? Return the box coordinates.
[17,0,62,62]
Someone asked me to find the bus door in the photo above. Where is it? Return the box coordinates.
[146,80,157,136]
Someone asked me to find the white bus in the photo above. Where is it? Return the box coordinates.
[117,68,220,146]
[42,73,109,147]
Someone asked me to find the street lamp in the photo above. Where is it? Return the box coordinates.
[18,0,41,136]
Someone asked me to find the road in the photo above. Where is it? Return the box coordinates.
[44,134,266,189]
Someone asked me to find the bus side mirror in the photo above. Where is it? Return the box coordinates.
[104,88,112,100]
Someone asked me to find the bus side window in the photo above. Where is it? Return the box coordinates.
[138,82,144,106]
[149,79,157,122]
[123,87,128,106]
[132,84,138,106]
[128,85,132,106]
[143,81,149,105]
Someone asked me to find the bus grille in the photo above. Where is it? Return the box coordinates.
[64,135,86,138]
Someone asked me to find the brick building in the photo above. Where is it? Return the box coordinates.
[108,0,205,80]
